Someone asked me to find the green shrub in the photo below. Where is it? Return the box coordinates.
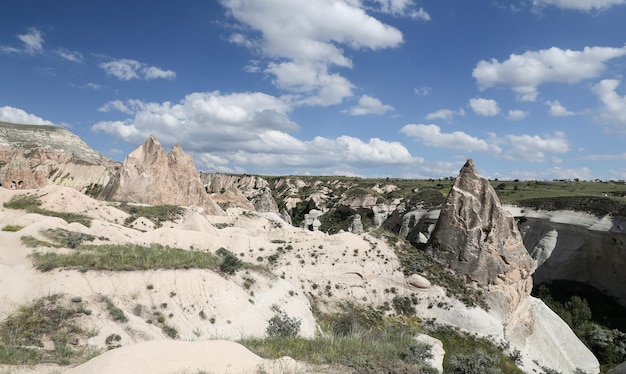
[216,247,243,275]
[0,294,94,365]
[448,349,502,374]
[393,296,416,316]
[101,296,128,323]
[1,225,23,232]
[266,311,301,338]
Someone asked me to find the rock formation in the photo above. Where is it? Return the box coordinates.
[428,159,536,321]
[519,212,626,305]
[101,135,223,215]
[0,121,115,192]
[0,151,46,189]
[349,214,364,234]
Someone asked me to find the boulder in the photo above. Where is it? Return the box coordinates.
[608,361,626,374]
[407,274,431,289]
[101,135,223,215]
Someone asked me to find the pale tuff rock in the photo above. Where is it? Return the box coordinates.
[101,135,223,215]
[0,151,47,189]
[349,214,364,234]
[211,185,256,211]
[414,334,444,374]
[0,122,115,191]
[201,173,279,212]
[428,159,536,321]
[520,216,626,305]
[407,273,431,289]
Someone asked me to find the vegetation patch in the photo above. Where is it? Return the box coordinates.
[377,230,488,309]
[0,294,96,365]
[534,281,626,372]
[518,196,626,218]
[30,243,226,272]
[1,224,23,232]
[117,203,185,227]
[3,194,92,227]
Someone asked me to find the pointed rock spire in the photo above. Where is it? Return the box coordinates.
[101,136,223,215]
[429,159,536,319]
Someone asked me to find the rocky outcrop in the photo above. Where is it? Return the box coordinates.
[0,151,46,189]
[428,159,536,321]
[349,214,364,234]
[201,173,279,213]
[101,136,222,215]
[518,211,626,305]
[0,122,116,191]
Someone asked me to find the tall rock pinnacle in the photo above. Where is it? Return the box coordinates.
[429,159,536,320]
[101,136,223,215]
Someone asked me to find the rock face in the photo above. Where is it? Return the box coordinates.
[0,121,115,192]
[0,151,46,189]
[428,159,536,320]
[349,214,364,234]
[519,213,626,305]
[101,136,222,215]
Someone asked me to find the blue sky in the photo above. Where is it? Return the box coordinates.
[2,0,626,180]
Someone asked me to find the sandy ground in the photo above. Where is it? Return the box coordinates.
[0,184,600,373]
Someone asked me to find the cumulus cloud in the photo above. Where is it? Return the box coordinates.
[370,0,431,20]
[504,131,569,162]
[469,97,500,116]
[0,106,54,126]
[400,124,502,153]
[425,108,465,122]
[221,0,403,105]
[592,79,626,132]
[400,123,569,162]
[344,95,394,115]
[1,27,44,55]
[99,58,176,80]
[92,91,418,173]
[546,100,575,116]
[507,109,529,120]
[472,45,626,101]
[533,0,626,11]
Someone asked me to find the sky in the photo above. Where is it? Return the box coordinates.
[1,0,626,181]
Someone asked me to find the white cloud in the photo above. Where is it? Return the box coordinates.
[581,152,626,160]
[546,100,575,116]
[85,83,104,90]
[370,0,431,20]
[400,124,570,163]
[472,45,626,101]
[533,0,626,11]
[56,49,83,63]
[99,58,176,80]
[507,109,529,120]
[414,86,431,96]
[0,106,54,126]
[469,97,500,116]
[400,124,502,153]
[92,91,418,173]
[425,108,465,121]
[266,62,354,106]
[221,0,403,105]
[504,131,569,162]
[344,95,394,115]
[98,100,136,115]
[592,79,626,132]
[1,27,44,55]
